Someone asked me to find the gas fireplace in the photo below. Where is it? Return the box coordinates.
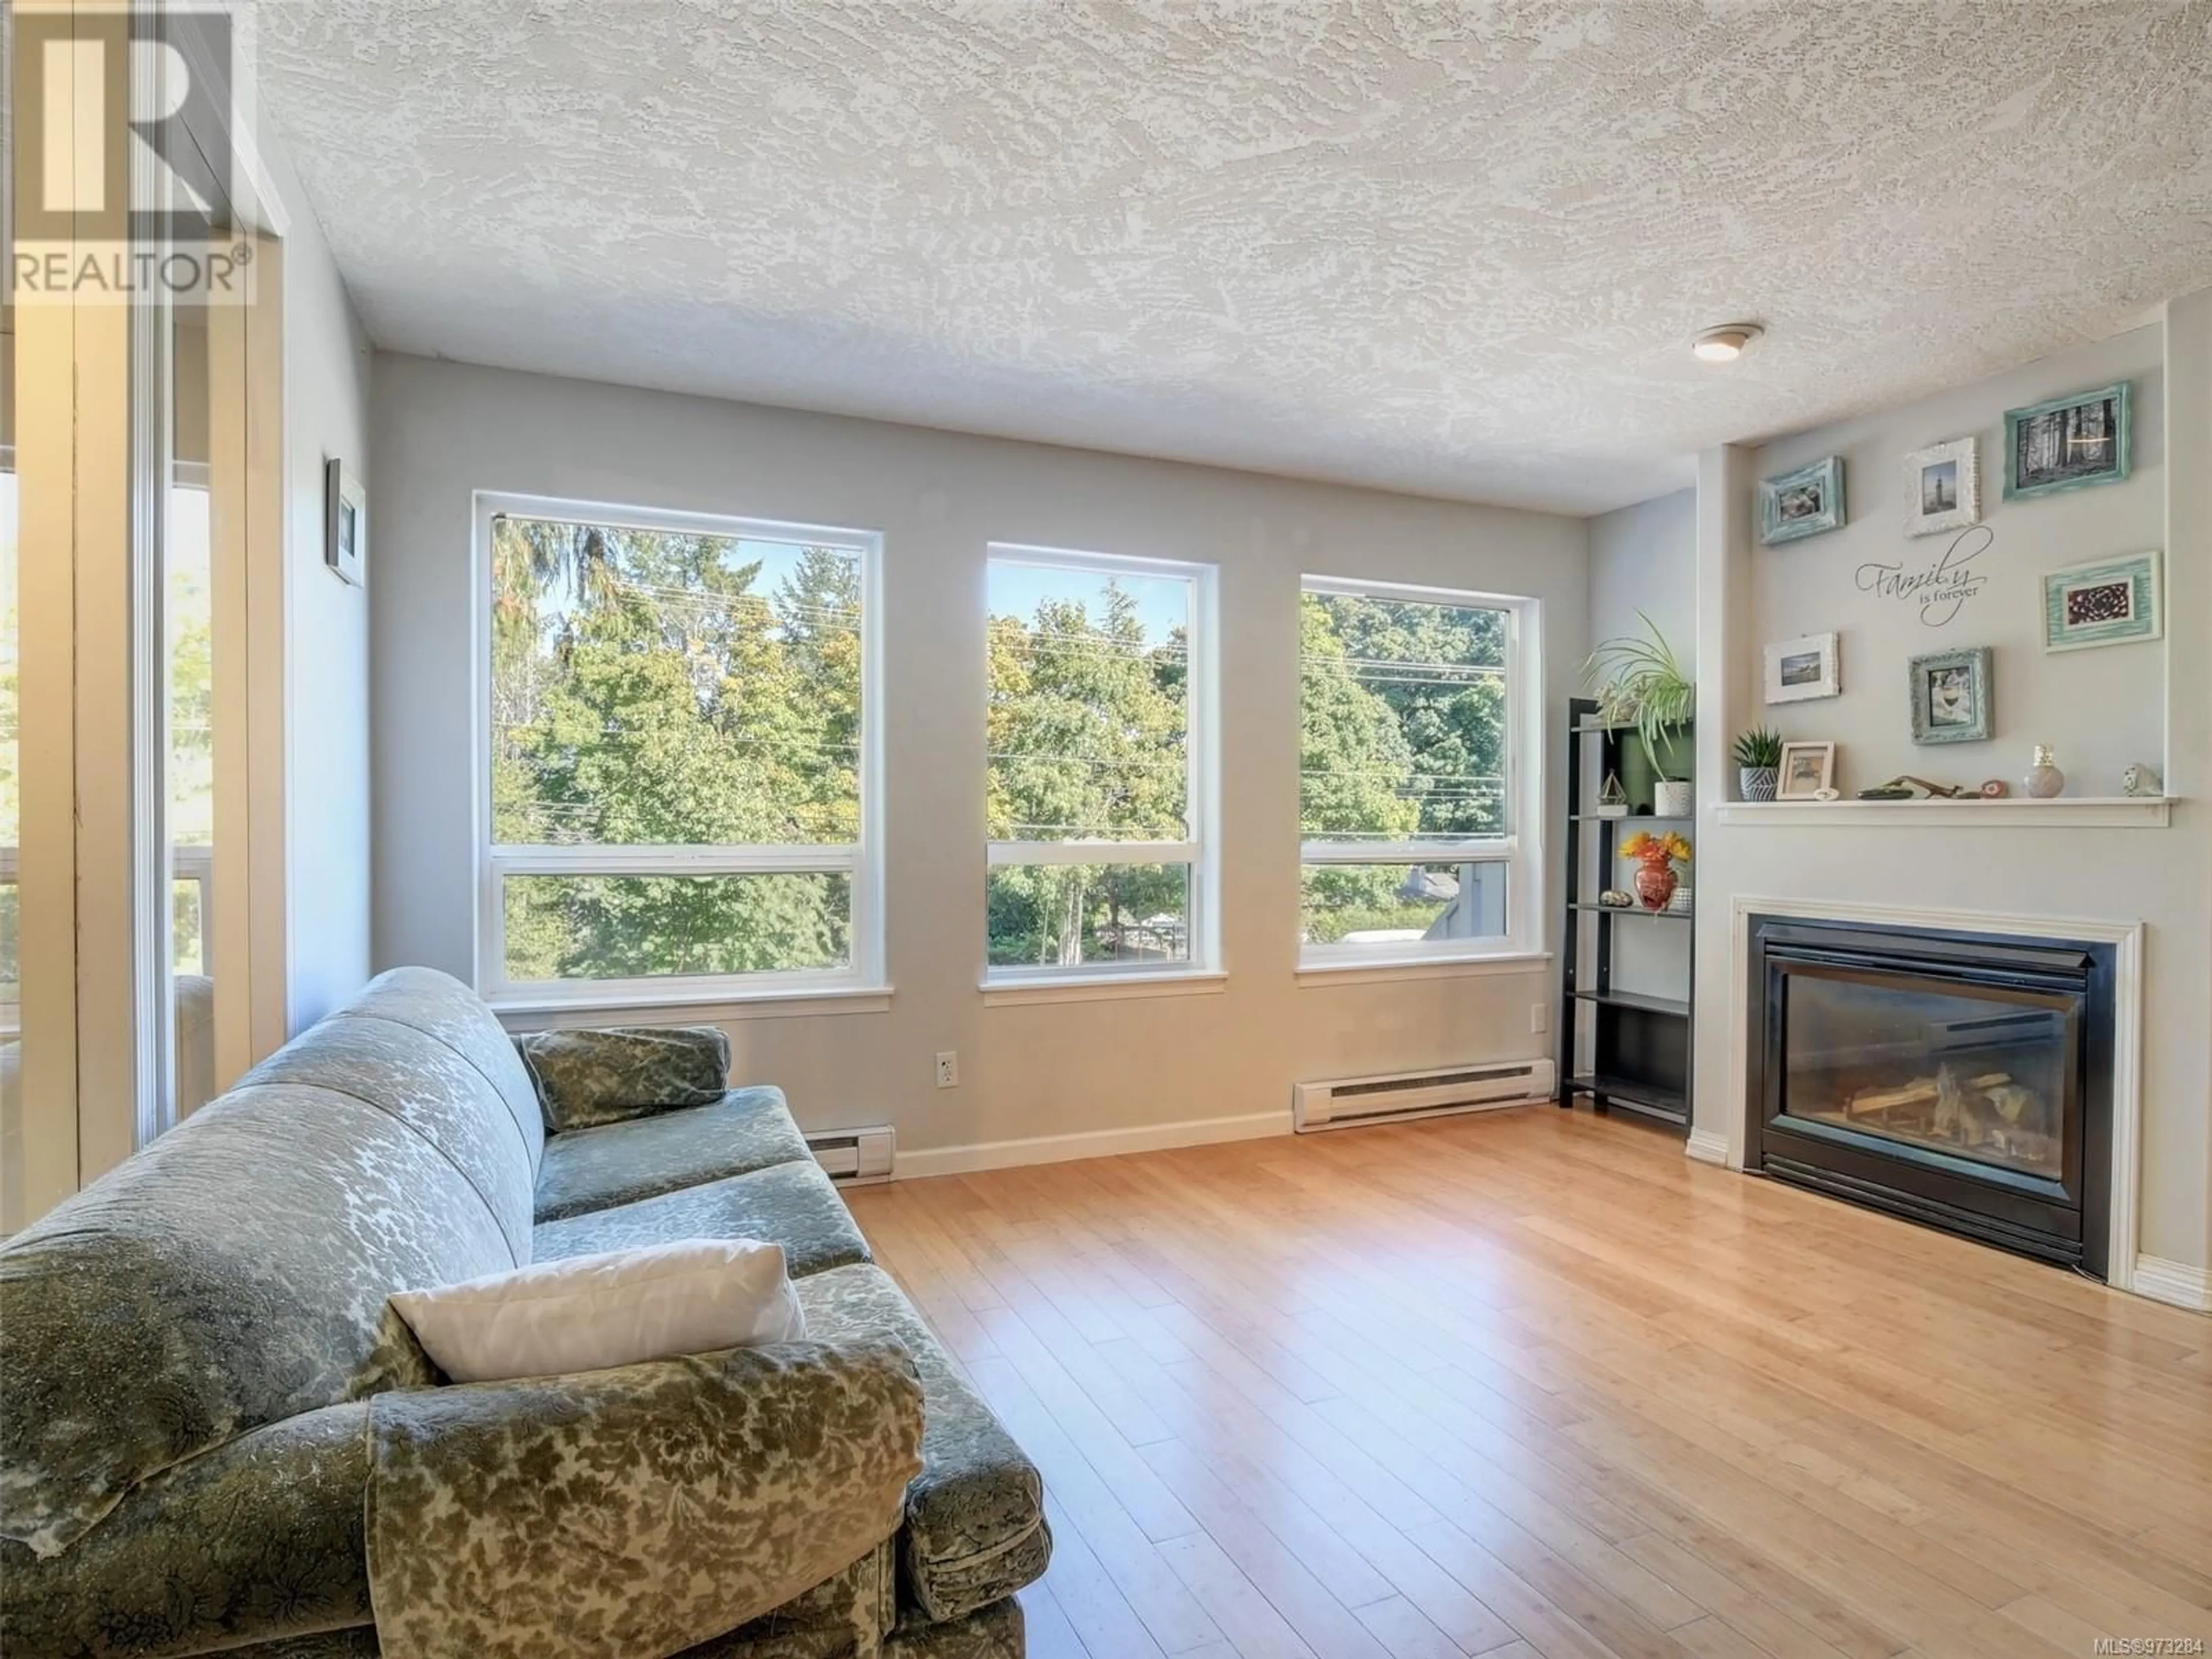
[1747,914,2115,1277]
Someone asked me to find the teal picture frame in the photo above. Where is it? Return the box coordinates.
[1908,646,1991,745]
[2003,381,2131,501]
[1759,455,1845,546]
[2043,551,2161,652]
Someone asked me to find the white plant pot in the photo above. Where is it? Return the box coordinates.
[1653,779,1695,819]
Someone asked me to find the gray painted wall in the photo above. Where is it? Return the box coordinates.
[1585,489,1697,1005]
[268,128,376,1032]
[369,356,1591,1158]
[1752,327,2164,796]
[1589,488,1696,674]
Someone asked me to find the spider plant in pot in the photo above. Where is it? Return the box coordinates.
[1733,727,1782,802]
[1584,612,1694,815]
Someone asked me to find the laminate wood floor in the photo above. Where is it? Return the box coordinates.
[844,1106,2212,1659]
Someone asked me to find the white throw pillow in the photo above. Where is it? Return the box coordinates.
[389,1238,804,1384]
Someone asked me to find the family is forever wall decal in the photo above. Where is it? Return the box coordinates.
[1854,524,1993,627]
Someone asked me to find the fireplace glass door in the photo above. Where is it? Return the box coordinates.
[1779,971,2072,1181]
[1751,916,2109,1277]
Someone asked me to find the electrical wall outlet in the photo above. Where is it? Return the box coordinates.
[934,1051,959,1089]
[1531,1003,1548,1035]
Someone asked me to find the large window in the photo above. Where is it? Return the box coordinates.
[985,546,1215,983]
[1299,577,1539,965]
[480,496,879,1005]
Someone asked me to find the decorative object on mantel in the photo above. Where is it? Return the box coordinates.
[2043,550,2162,652]
[1908,646,1991,745]
[1777,740,1836,801]
[1760,454,1846,545]
[1979,779,2010,798]
[1857,775,1974,801]
[1733,728,1782,801]
[1902,435,1979,537]
[1598,889,1634,908]
[1620,830,1692,914]
[2022,745,2067,800]
[2123,764,2162,799]
[1811,787,1842,802]
[2005,381,2131,500]
[1584,612,1693,810]
[1763,632,1840,704]
[1594,772,1629,817]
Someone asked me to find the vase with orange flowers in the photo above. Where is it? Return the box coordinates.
[1619,829,1692,913]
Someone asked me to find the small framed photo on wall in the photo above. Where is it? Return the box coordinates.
[2004,382,2130,500]
[1902,436,1978,536]
[1763,631,1840,704]
[1907,646,1991,745]
[1775,741,1836,800]
[2043,551,2161,652]
[1760,456,1846,546]
[326,458,366,587]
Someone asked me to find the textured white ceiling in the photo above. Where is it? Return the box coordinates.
[253,2,2212,514]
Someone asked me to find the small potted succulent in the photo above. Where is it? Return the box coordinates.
[1733,727,1782,801]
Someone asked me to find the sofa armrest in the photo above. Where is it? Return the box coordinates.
[513,1024,730,1131]
[0,1400,374,1658]
[368,1339,924,1659]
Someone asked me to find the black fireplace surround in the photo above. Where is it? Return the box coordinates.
[1747,914,2114,1278]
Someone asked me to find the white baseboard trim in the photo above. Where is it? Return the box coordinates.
[895,1110,1294,1180]
[2130,1255,2212,1313]
[1684,1127,1730,1168]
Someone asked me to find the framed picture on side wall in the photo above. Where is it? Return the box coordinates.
[1760,456,1846,545]
[325,458,366,586]
[1763,631,1840,704]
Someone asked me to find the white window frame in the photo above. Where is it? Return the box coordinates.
[474,492,885,1012]
[983,543,1220,991]
[1297,575,1544,970]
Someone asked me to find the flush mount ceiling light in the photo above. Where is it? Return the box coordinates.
[1692,323,1763,362]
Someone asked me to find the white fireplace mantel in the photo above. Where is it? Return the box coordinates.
[1714,797,2171,828]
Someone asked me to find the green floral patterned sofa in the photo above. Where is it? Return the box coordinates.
[0,967,1048,1658]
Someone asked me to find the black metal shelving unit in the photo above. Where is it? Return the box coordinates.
[1556,697,1693,1131]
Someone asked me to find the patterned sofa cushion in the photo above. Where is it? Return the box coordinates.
[0,1402,372,1656]
[363,1342,924,1659]
[533,1088,813,1222]
[534,1160,870,1281]
[207,1632,380,1659]
[885,1599,1025,1659]
[794,1266,1051,1624]
[671,1537,897,1659]
[0,1086,513,1556]
[338,968,547,1177]
[244,1014,539,1262]
[516,1025,731,1132]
